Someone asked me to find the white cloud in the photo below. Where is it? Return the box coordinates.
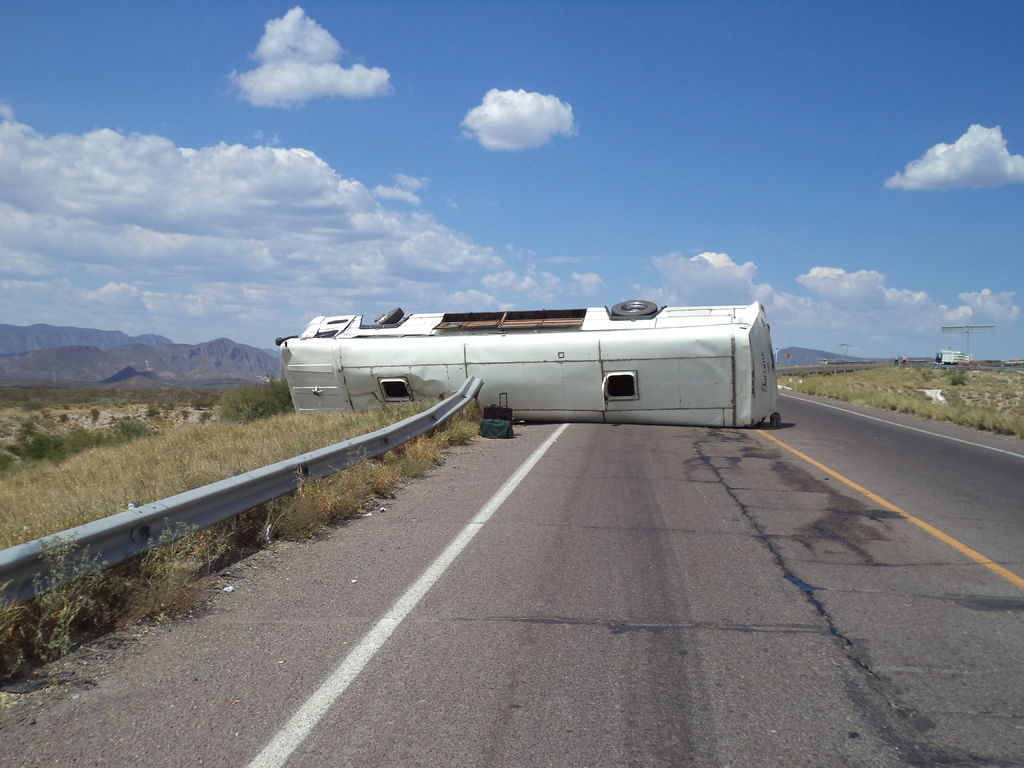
[645,251,1019,355]
[958,288,1019,324]
[793,267,938,331]
[570,272,604,296]
[372,174,429,205]
[885,125,1024,190]
[461,89,577,151]
[482,267,561,302]
[0,110,506,345]
[0,240,50,277]
[252,130,282,146]
[231,7,391,108]
[649,251,769,306]
[788,266,1018,336]
[394,174,428,191]
[84,282,143,304]
[444,289,501,310]
[373,186,421,205]
[797,267,892,303]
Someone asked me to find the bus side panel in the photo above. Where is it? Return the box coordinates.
[341,337,467,367]
[465,334,604,412]
[465,333,601,364]
[600,356,735,415]
[335,337,468,410]
[362,364,469,408]
[599,329,733,362]
[468,359,605,413]
[600,329,736,421]
[281,341,351,412]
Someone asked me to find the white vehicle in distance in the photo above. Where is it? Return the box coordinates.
[938,350,972,365]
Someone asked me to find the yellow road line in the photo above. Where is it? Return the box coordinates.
[757,430,1024,590]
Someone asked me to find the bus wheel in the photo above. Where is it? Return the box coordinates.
[769,412,781,428]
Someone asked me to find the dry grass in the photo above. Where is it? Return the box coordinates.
[0,400,482,678]
[782,367,1024,437]
[0,403,450,547]
[0,395,217,475]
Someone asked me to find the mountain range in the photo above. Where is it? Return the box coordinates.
[0,323,172,356]
[0,325,279,386]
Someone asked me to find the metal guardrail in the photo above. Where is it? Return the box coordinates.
[776,362,889,375]
[0,377,483,605]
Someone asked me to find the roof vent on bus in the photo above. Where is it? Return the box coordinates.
[609,299,660,319]
[373,307,405,327]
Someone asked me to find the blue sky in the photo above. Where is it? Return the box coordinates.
[2,1,1022,360]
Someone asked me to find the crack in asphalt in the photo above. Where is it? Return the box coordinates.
[696,436,875,669]
[694,431,977,766]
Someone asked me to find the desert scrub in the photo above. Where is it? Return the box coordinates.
[0,385,222,412]
[7,418,152,466]
[0,401,481,678]
[217,378,293,422]
[0,388,219,474]
[948,369,969,386]
[783,368,1024,437]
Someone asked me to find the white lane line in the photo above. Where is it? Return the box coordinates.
[246,423,571,768]
[779,392,1024,460]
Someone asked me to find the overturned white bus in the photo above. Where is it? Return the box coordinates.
[277,299,780,428]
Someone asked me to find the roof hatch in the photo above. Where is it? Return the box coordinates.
[434,308,587,332]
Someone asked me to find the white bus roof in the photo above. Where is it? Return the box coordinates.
[299,302,765,340]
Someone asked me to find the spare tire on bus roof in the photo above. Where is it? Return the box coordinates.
[610,299,659,318]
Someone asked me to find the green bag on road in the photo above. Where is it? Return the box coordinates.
[478,418,514,439]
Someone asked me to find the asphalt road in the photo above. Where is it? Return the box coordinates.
[776,391,1024,569]
[2,397,1023,766]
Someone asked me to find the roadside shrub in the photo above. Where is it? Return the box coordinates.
[11,419,153,466]
[62,427,104,455]
[948,369,969,386]
[14,423,66,461]
[112,418,152,441]
[218,378,293,422]
[944,391,965,407]
[188,391,219,409]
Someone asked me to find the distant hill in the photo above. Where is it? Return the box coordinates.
[100,366,159,384]
[0,338,280,387]
[0,323,172,356]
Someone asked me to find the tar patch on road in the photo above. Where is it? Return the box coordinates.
[691,429,991,767]
[954,595,1024,613]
